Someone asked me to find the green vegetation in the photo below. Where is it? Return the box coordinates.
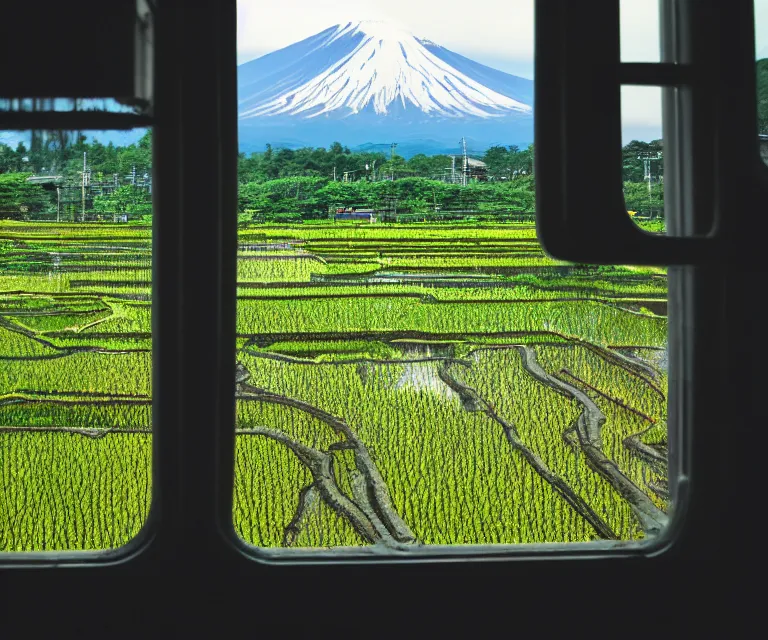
[0,132,151,180]
[3,135,663,222]
[758,58,768,134]
[0,219,668,551]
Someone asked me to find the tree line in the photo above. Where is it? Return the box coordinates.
[235,139,663,219]
[0,131,152,217]
[237,141,536,183]
[0,132,664,218]
[0,131,151,179]
[238,175,537,221]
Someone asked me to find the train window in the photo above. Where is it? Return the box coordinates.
[757,0,768,163]
[621,86,664,233]
[0,127,153,552]
[0,99,145,116]
[620,0,660,62]
[1,0,746,575]
[231,0,670,555]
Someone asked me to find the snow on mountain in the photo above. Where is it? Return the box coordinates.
[239,21,530,120]
[237,21,534,156]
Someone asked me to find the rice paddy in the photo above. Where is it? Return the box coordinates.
[0,220,668,551]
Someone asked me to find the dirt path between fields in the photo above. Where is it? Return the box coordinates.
[236,369,417,549]
[437,361,617,540]
[514,346,668,536]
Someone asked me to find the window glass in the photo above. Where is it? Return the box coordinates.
[756,0,768,164]
[620,0,660,62]
[234,1,668,549]
[0,128,152,551]
[0,98,145,115]
[622,86,664,234]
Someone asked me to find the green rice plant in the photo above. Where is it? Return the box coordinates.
[454,348,642,539]
[0,432,151,551]
[260,340,402,360]
[535,345,668,511]
[234,355,599,544]
[236,298,667,347]
[0,351,151,397]
[639,423,667,446]
[0,273,73,294]
[233,433,316,547]
[9,309,113,333]
[78,302,151,334]
[0,220,669,550]
[380,255,564,269]
[237,259,323,283]
[0,324,58,358]
[250,223,538,243]
[0,401,151,429]
[40,335,152,350]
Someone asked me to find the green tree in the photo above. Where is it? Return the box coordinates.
[0,173,52,214]
[0,144,22,173]
[92,185,152,218]
[757,58,768,134]
[623,180,664,215]
[482,145,511,179]
[622,139,663,182]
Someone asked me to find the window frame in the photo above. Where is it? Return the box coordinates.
[218,0,719,565]
[0,0,752,587]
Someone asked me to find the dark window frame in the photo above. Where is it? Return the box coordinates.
[0,1,761,627]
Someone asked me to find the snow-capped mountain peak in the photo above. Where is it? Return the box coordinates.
[236,20,534,156]
[238,20,532,120]
[328,20,416,44]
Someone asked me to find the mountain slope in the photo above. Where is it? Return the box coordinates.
[237,21,534,156]
[418,39,534,108]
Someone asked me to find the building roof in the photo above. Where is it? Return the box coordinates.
[449,155,487,168]
[25,175,64,184]
[465,157,487,168]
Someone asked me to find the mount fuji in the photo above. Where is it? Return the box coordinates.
[237,21,534,157]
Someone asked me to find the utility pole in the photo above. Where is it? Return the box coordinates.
[80,151,87,222]
[451,155,456,183]
[333,166,336,181]
[56,187,61,223]
[461,137,468,187]
[638,151,662,210]
[390,142,398,180]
